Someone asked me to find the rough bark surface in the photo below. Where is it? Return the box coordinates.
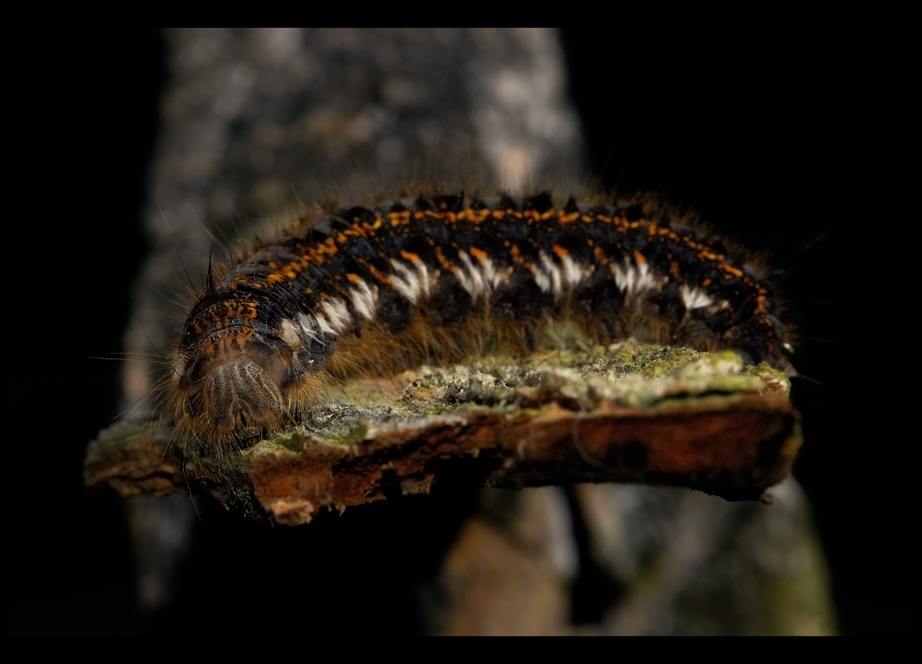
[88,345,801,524]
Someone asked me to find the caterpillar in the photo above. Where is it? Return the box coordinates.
[166,191,793,458]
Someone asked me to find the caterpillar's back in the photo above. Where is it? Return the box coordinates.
[167,191,793,457]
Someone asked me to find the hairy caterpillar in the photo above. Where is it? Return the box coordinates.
[165,191,793,458]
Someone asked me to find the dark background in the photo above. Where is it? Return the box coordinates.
[6,29,914,634]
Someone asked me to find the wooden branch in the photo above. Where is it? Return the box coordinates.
[85,342,800,525]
